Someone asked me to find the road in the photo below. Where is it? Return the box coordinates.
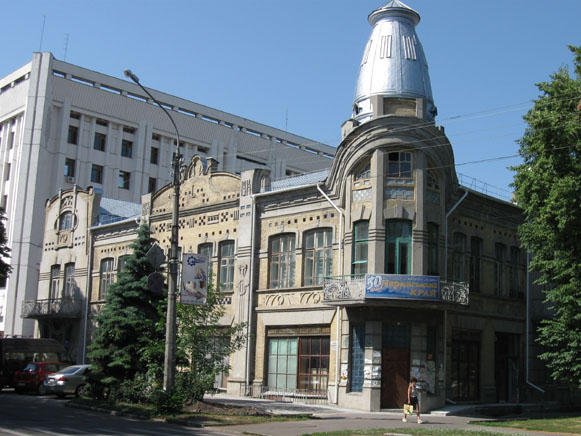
[0,391,232,436]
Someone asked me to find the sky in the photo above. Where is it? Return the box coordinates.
[2,0,580,200]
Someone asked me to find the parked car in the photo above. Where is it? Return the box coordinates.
[13,362,68,394]
[43,364,91,398]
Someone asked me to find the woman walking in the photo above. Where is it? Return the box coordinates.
[402,376,423,424]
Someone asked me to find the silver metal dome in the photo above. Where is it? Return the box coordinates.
[353,0,436,123]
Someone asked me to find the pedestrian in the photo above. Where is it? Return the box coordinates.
[402,376,423,424]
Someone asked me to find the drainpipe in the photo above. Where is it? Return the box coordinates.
[81,229,94,364]
[244,183,318,393]
[526,251,544,393]
[444,189,468,280]
[443,188,468,403]
[317,184,344,405]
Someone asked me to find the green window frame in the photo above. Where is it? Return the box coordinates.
[385,220,412,274]
[352,221,369,275]
[267,338,298,391]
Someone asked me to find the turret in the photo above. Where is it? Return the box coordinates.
[352,0,436,125]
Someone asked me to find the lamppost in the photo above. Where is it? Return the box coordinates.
[124,69,180,391]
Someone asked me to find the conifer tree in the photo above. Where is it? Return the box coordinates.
[87,223,166,395]
[512,46,581,384]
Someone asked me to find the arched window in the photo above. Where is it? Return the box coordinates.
[59,212,73,230]
[385,220,412,274]
[270,234,296,288]
[304,229,333,286]
[99,258,114,300]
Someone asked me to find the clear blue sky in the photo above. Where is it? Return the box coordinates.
[2,1,580,199]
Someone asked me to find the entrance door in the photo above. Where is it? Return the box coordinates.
[381,323,410,409]
[451,340,479,401]
[495,333,520,402]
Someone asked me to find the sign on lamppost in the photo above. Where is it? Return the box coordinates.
[181,254,208,305]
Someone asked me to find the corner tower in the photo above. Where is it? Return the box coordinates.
[352,0,436,125]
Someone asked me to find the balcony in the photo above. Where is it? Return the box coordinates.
[323,275,469,306]
[21,298,83,319]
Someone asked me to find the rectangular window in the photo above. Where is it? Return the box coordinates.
[198,243,213,276]
[304,229,333,286]
[93,132,106,151]
[117,255,129,274]
[121,139,133,158]
[118,171,130,189]
[4,163,10,181]
[387,151,412,178]
[99,258,114,300]
[452,233,466,282]
[64,158,75,178]
[352,221,369,275]
[150,147,159,165]
[386,220,412,275]
[350,324,365,392]
[148,177,157,193]
[63,263,75,298]
[298,337,330,393]
[91,164,103,184]
[219,241,235,291]
[470,237,482,293]
[67,125,78,144]
[49,265,61,300]
[267,338,298,391]
[270,234,296,288]
[495,243,506,297]
[509,247,522,299]
[428,223,439,276]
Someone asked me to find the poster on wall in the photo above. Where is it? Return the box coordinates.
[180,253,208,305]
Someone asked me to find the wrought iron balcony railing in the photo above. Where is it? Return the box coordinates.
[21,297,83,318]
[323,275,469,305]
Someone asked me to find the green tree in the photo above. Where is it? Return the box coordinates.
[512,45,581,384]
[0,208,12,283]
[174,276,246,403]
[87,223,166,397]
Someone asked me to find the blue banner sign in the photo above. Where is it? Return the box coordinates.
[365,274,440,300]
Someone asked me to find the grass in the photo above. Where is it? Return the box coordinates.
[306,429,512,436]
[475,416,581,434]
[71,398,311,425]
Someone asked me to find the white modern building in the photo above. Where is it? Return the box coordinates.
[0,52,335,337]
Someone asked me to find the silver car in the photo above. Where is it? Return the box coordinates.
[43,364,91,398]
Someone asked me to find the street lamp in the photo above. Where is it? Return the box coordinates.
[124,69,180,391]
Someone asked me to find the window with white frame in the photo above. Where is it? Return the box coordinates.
[49,265,60,300]
[219,241,235,291]
[99,258,115,300]
[270,234,296,288]
[63,263,75,298]
[304,229,333,286]
[352,221,369,275]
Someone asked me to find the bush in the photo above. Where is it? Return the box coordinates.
[149,387,184,415]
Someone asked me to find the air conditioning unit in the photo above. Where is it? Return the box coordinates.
[66,176,75,183]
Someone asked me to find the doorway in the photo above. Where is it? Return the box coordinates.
[381,323,410,408]
[495,333,520,402]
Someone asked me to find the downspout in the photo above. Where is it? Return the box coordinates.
[244,182,328,393]
[526,250,544,393]
[81,229,94,364]
[245,195,257,394]
[443,188,468,403]
[317,184,343,405]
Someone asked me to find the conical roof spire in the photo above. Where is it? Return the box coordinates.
[352,1,436,124]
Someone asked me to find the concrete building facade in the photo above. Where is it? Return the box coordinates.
[0,53,334,337]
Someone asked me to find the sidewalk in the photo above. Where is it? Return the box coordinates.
[202,393,572,436]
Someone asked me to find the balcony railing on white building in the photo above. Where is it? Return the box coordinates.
[21,298,83,318]
[323,275,469,305]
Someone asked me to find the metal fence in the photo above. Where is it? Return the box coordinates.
[240,384,330,405]
[21,298,82,318]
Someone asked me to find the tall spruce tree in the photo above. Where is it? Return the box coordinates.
[87,223,166,394]
[0,208,12,283]
[512,46,581,384]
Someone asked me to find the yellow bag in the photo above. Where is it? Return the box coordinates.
[403,403,414,415]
